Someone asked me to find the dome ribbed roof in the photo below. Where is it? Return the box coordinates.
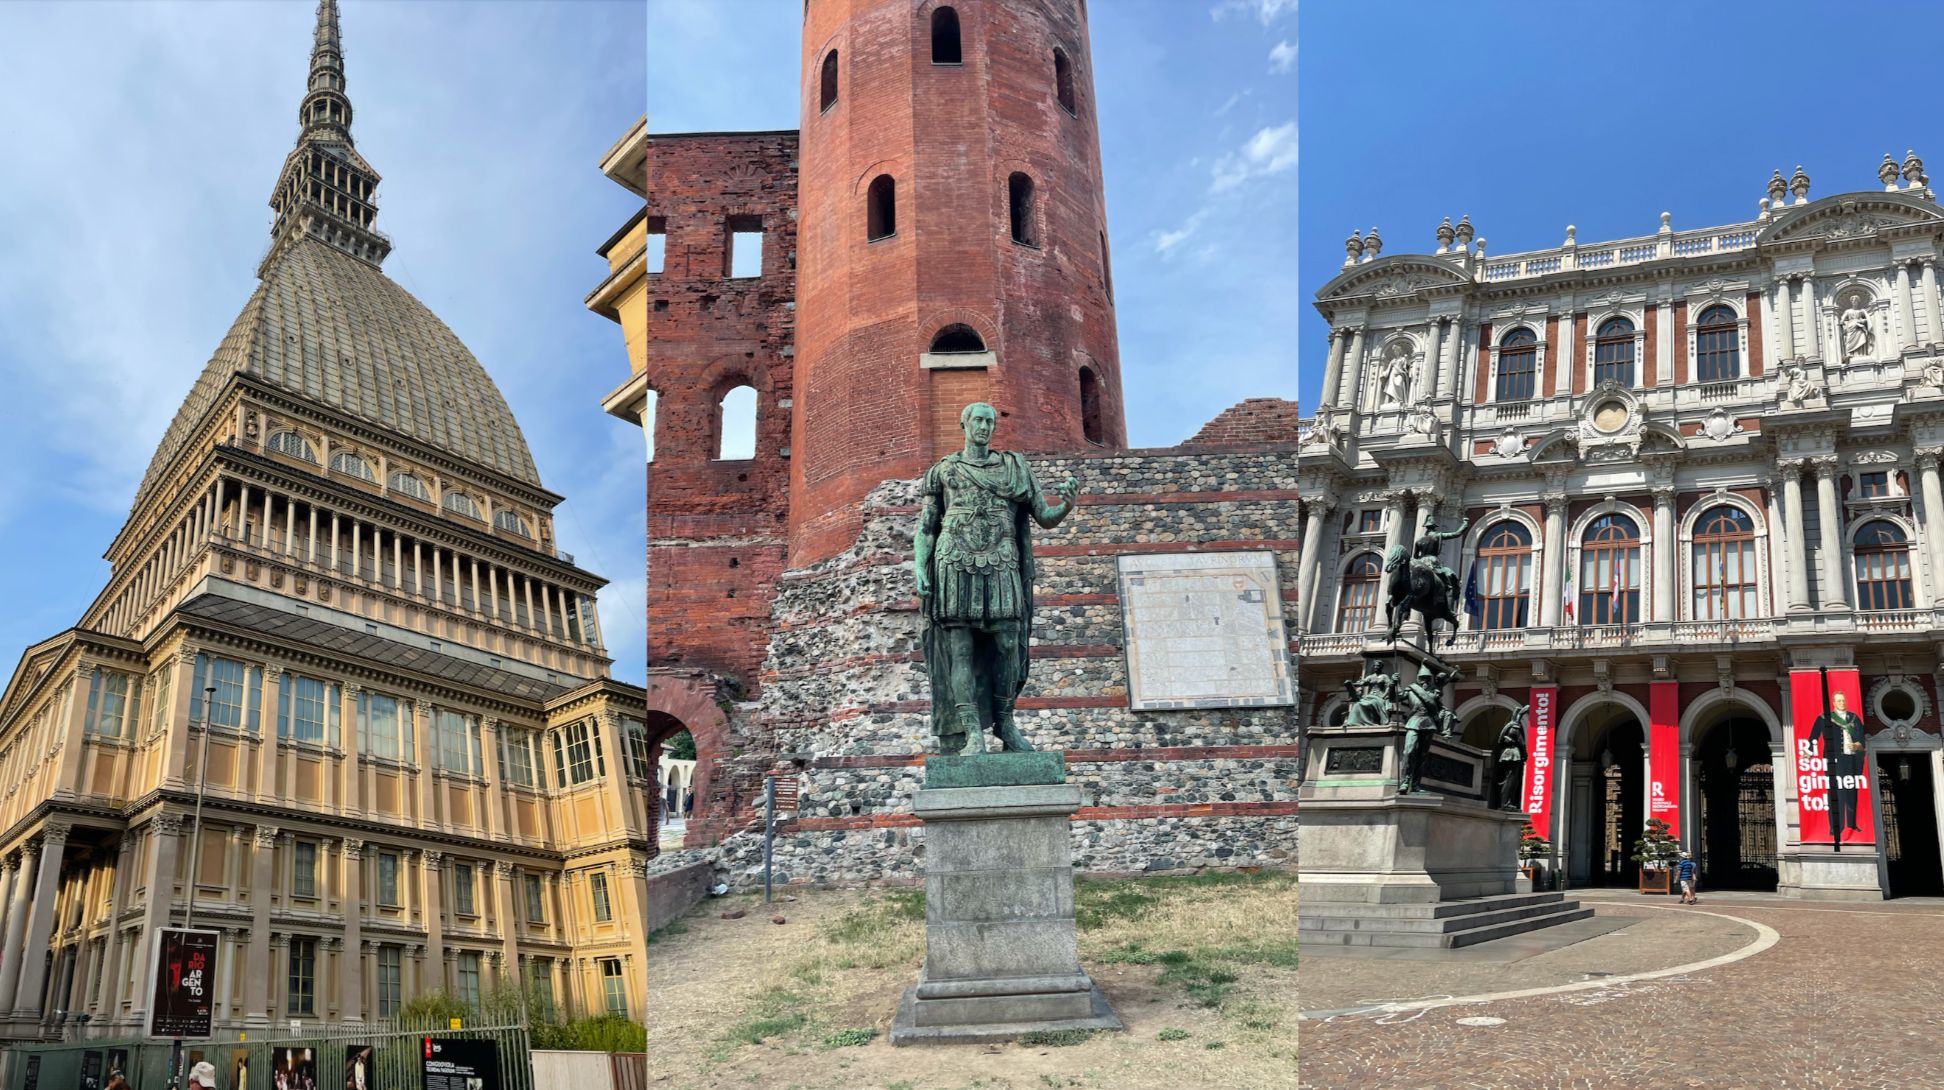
[133,237,541,510]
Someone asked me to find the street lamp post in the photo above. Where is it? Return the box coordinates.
[182,686,217,933]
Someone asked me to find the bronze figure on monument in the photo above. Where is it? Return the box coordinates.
[1384,515,1469,647]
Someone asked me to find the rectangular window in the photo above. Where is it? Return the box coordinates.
[293,841,317,899]
[1357,510,1383,535]
[552,730,568,786]
[149,664,172,736]
[528,958,555,1019]
[525,873,545,923]
[376,946,402,1016]
[502,729,537,788]
[89,671,131,738]
[624,720,654,781]
[437,709,472,775]
[284,675,327,743]
[457,952,482,1007]
[646,216,665,275]
[600,958,627,1017]
[363,692,403,761]
[196,655,249,731]
[454,863,476,916]
[287,936,317,1015]
[1860,471,1891,498]
[377,852,400,906]
[726,215,763,279]
[564,721,598,785]
[590,871,613,922]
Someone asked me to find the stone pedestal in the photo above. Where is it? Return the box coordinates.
[890,752,1122,1045]
[1780,849,1887,900]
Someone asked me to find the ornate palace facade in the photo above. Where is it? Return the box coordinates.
[1299,154,1944,900]
[0,1,649,1039]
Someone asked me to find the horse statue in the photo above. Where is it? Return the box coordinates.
[1382,516,1469,648]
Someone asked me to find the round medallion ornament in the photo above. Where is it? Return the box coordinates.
[1867,674,1929,734]
[1592,401,1630,434]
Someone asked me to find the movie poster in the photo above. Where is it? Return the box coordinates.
[230,1048,253,1090]
[419,1038,499,1090]
[343,1044,375,1090]
[148,926,219,1037]
[273,1047,318,1090]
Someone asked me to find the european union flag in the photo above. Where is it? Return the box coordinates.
[1463,560,1482,620]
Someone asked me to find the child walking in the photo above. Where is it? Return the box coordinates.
[1677,850,1699,904]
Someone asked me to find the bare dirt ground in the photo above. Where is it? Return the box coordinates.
[647,872,1297,1090]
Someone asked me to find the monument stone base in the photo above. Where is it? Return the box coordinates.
[890,752,1123,1045]
[1780,849,1887,901]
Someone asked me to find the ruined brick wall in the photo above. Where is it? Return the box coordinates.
[790,0,1127,568]
[645,132,798,691]
[1184,397,1302,448]
[661,429,1301,884]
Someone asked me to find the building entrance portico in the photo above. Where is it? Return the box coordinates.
[1691,712,1780,891]
[1564,706,1645,888]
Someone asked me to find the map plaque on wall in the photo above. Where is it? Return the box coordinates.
[1116,551,1295,711]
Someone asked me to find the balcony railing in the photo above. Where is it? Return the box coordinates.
[1480,223,1760,284]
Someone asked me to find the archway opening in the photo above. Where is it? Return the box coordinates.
[1458,703,1516,751]
[1877,752,1943,898]
[646,712,705,856]
[1692,712,1778,891]
[1568,705,1645,887]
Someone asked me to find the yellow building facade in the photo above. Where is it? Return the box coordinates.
[0,0,648,1039]
[592,117,651,430]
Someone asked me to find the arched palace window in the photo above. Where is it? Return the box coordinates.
[1579,513,1641,625]
[1692,505,1758,619]
[1476,522,1533,630]
[1695,305,1740,382]
[1335,553,1383,633]
[1853,521,1915,611]
[1496,328,1538,402]
[1593,317,1635,388]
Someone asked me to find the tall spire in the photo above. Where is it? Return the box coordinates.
[260,0,391,276]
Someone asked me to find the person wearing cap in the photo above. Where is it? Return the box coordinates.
[189,1060,219,1089]
[1676,850,1699,904]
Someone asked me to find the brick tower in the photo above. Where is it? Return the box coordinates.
[791,0,1127,564]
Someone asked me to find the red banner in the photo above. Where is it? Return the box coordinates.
[1795,668,1875,847]
[1648,681,1682,841]
[1522,686,1558,838]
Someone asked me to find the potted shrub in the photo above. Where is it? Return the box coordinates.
[1517,823,1553,891]
[1632,818,1680,894]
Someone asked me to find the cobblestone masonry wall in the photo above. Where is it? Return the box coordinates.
[675,441,1301,886]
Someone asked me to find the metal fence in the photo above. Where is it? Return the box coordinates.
[2,1013,533,1090]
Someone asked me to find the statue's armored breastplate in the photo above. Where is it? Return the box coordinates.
[937,460,1019,574]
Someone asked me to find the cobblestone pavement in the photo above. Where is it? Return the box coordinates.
[1300,894,1944,1090]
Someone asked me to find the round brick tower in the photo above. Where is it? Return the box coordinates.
[791,0,1126,565]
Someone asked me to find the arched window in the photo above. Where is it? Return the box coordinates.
[1008,172,1037,246]
[1079,366,1104,445]
[819,50,839,112]
[717,384,757,460]
[1336,554,1383,633]
[1695,304,1740,381]
[330,451,375,482]
[1053,47,1076,114]
[1477,521,1534,630]
[1579,513,1641,625]
[267,431,316,462]
[930,324,985,353]
[494,510,531,537]
[1854,521,1914,610]
[389,471,430,501]
[1593,317,1635,388]
[1496,328,1537,402]
[867,174,896,241]
[931,7,962,64]
[443,492,482,519]
[1692,505,1758,619]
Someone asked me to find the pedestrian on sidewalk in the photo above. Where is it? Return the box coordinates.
[1677,850,1699,904]
[188,1061,219,1089]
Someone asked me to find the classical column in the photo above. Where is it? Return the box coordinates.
[494,861,520,977]
[14,824,73,1020]
[413,701,437,825]
[244,825,277,1026]
[95,836,135,1025]
[53,662,94,799]
[1339,326,1367,409]
[1780,461,1811,611]
[522,577,536,632]
[1295,495,1335,634]
[480,720,503,842]
[0,849,37,1014]
[413,540,424,598]
[1813,457,1849,609]
[261,490,274,551]
[1922,258,1941,347]
[284,499,296,557]
[1896,262,1917,351]
[470,559,483,616]
[1319,329,1347,410]
[1780,277,1799,360]
[259,667,285,799]
[352,520,363,582]
[1423,319,1445,400]
[540,584,555,637]
[1764,472,1788,616]
[1380,489,1409,563]
[342,684,362,813]
[330,513,342,572]
[1653,485,1676,622]
[421,851,446,994]
[340,839,364,1022]
[1540,493,1568,627]
[392,532,403,590]
[307,507,318,566]
[1918,450,1944,605]
[488,566,501,621]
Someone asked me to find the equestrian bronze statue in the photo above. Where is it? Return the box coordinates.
[1384,515,1469,648]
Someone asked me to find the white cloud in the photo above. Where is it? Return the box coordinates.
[1153,208,1212,255]
[1269,40,1296,74]
[1212,0,1297,25]
[1209,121,1298,193]
[1214,90,1248,117]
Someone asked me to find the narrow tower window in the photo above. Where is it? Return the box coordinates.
[1099,230,1113,301]
[867,175,897,241]
[726,215,764,279]
[1008,173,1037,246]
[717,385,757,460]
[930,325,985,353]
[1053,47,1076,114]
[1079,366,1104,444]
[647,216,666,275]
[931,8,962,64]
[820,50,839,112]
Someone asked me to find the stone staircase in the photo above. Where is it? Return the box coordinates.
[1299,891,1596,949]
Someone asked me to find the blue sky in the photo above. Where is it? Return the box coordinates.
[1299,0,1944,411]
[647,0,1298,450]
[0,0,648,681]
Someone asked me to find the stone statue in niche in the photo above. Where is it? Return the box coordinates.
[1778,362,1821,407]
[915,402,1080,755]
[1923,359,1944,390]
[1380,344,1413,408]
[1397,662,1460,794]
[1841,292,1875,361]
[1342,668,1395,727]
[1488,706,1531,811]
